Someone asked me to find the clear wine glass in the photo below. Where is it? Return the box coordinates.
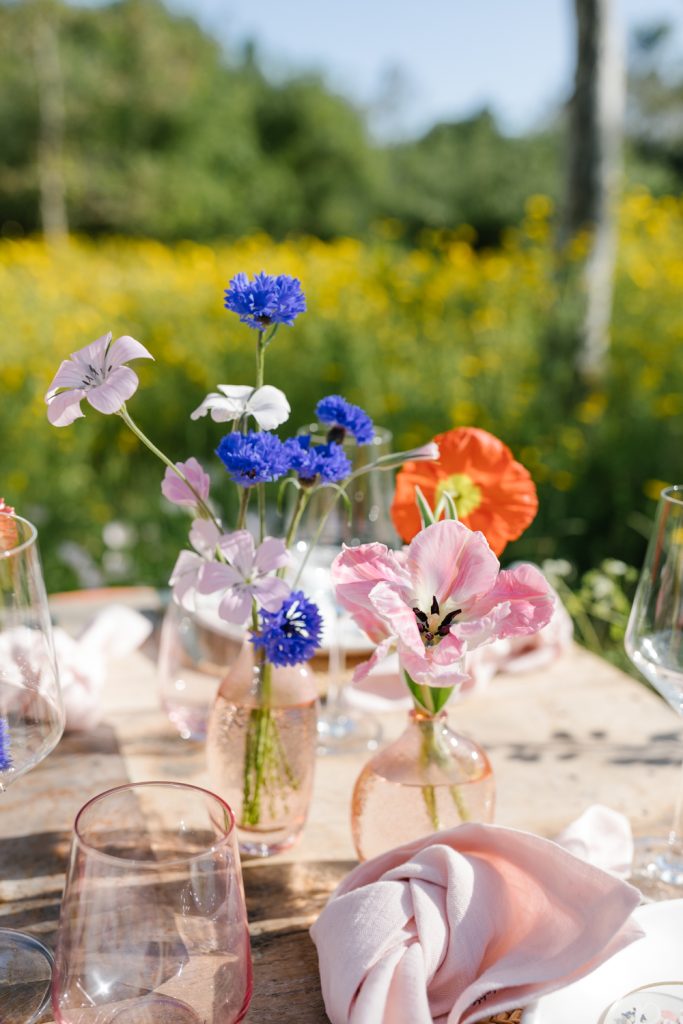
[625,484,683,892]
[52,781,252,1024]
[296,426,398,755]
[0,513,65,1023]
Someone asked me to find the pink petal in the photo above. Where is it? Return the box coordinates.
[46,358,88,394]
[87,366,139,414]
[161,458,210,506]
[197,561,242,594]
[218,587,253,625]
[332,543,411,631]
[407,521,499,611]
[368,582,423,651]
[71,333,112,373]
[254,536,290,574]
[352,636,397,683]
[468,563,555,639]
[46,389,86,427]
[397,641,468,687]
[106,335,154,368]
[169,550,203,610]
[252,576,290,612]
[190,519,219,557]
[218,530,255,577]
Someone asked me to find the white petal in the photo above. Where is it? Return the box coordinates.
[218,530,256,577]
[254,536,290,575]
[218,587,253,625]
[71,333,112,373]
[247,385,291,430]
[190,393,242,422]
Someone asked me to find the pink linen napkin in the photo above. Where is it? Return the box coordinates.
[310,821,642,1024]
[57,604,153,730]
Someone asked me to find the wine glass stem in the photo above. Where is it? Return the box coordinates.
[326,610,346,714]
[669,753,683,851]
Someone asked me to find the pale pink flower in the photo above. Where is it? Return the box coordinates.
[169,520,220,611]
[198,531,291,625]
[45,332,154,426]
[190,384,290,430]
[332,519,555,687]
[161,458,211,507]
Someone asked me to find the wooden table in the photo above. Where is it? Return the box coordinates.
[2,589,683,1022]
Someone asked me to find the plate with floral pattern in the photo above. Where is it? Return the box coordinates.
[524,900,683,1024]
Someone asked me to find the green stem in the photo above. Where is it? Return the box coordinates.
[118,405,220,530]
[236,487,250,530]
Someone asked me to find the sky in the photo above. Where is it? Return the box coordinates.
[166,0,683,140]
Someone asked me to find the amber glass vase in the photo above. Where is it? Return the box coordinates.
[206,644,318,858]
[351,707,495,861]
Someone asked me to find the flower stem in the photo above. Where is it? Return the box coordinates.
[236,487,250,530]
[118,405,221,530]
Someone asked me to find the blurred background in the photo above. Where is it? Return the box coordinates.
[1,0,682,664]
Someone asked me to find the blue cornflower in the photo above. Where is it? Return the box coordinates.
[315,395,374,446]
[283,436,352,484]
[224,271,306,330]
[252,591,323,666]
[0,717,11,771]
[216,430,289,487]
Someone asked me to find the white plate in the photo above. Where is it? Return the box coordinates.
[524,899,683,1023]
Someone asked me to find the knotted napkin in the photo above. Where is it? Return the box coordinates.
[310,818,642,1024]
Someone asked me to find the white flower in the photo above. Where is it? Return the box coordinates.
[190,384,290,430]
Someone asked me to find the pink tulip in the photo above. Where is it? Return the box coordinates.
[332,520,555,687]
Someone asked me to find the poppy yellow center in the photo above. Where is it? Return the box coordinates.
[435,473,483,518]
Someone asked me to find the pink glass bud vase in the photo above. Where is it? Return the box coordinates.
[351,702,495,862]
[206,643,318,858]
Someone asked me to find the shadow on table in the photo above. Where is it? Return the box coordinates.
[243,859,355,1024]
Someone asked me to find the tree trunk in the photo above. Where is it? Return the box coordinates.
[563,0,624,384]
[33,3,68,242]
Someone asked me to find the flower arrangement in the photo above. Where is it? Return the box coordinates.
[44,271,438,835]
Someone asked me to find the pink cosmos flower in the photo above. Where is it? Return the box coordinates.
[45,332,153,426]
[198,531,291,625]
[169,520,220,610]
[332,519,555,687]
[161,458,211,507]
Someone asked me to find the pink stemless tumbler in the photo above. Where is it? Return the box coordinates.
[52,782,252,1024]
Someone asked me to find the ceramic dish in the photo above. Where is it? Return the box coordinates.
[524,899,683,1023]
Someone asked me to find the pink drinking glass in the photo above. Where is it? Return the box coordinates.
[52,782,252,1024]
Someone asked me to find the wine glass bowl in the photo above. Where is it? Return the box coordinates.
[0,513,64,1024]
[625,485,683,889]
[52,782,252,1024]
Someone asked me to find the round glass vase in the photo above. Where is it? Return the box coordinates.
[206,644,318,858]
[351,706,495,861]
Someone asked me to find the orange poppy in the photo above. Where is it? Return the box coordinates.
[391,427,538,556]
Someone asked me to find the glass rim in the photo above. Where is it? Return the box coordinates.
[661,485,683,507]
[0,513,38,560]
[74,781,236,866]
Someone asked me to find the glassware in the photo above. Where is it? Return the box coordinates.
[206,643,318,858]
[625,484,683,893]
[297,425,396,754]
[0,513,64,1024]
[52,781,252,1024]
[158,600,242,741]
[351,706,495,861]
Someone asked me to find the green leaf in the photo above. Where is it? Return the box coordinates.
[436,490,459,521]
[414,486,436,530]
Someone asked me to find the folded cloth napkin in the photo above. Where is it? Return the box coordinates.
[310,817,642,1024]
[55,604,153,731]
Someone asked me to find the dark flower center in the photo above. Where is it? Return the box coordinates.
[413,595,461,647]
